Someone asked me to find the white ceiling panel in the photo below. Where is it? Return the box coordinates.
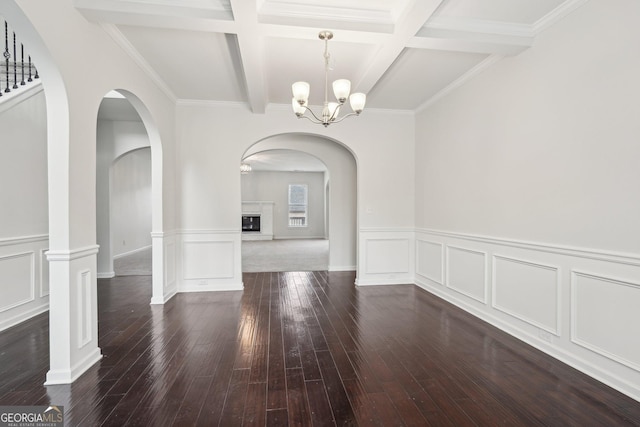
[367,48,488,110]
[76,0,585,112]
[118,25,246,101]
[431,0,566,25]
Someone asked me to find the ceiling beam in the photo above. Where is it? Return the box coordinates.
[355,0,444,94]
[229,0,266,114]
[74,0,237,33]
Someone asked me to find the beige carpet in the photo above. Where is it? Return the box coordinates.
[242,239,328,272]
[114,247,152,276]
[113,239,329,275]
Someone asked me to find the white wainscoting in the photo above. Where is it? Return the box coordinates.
[415,229,640,402]
[446,245,487,303]
[177,230,243,292]
[0,235,49,332]
[571,271,640,372]
[356,229,415,286]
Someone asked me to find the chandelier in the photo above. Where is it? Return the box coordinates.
[291,31,366,127]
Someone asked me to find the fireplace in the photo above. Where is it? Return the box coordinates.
[242,215,261,232]
[241,201,273,240]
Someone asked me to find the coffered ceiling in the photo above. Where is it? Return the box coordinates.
[78,0,586,112]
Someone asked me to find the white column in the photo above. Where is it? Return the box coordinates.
[44,246,102,385]
[150,232,167,304]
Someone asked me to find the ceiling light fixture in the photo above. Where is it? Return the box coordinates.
[240,163,252,174]
[292,31,366,127]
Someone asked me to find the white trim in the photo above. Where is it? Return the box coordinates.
[39,248,50,297]
[532,0,589,35]
[570,270,640,373]
[0,234,48,247]
[414,276,640,403]
[258,2,393,25]
[0,251,35,312]
[415,239,444,285]
[0,81,44,114]
[445,245,488,304]
[97,271,116,279]
[100,23,177,102]
[150,288,176,305]
[113,244,152,260]
[46,245,100,262]
[0,303,48,333]
[44,348,102,385]
[492,254,561,335]
[328,265,356,272]
[423,17,534,38]
[416,228,640,267]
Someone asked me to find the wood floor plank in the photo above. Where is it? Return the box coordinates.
[0,271,638,426]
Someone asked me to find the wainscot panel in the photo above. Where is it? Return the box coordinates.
[177,230,243,292]
[414,229,640,402]
[446,245,487,303]
[416,239,443,284]
[0,235,49,332]
[493,255,559,335]
[356,229,414,286]
[572,271,640,372]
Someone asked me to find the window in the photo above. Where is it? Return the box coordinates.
[288,184,308,227]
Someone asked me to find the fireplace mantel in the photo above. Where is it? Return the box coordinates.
[241,201,274,240]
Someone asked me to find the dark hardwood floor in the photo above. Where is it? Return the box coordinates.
[0,271,639,426]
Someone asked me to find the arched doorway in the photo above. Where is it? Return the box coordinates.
[241,134,357,273]
[95,89,165,304]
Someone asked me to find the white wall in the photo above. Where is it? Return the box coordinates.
[414,0,640,401]
[0,86,49,331]
[8,0,177,383]
[244,135,357,271]
[111,148,152,257]
[242,171,325,239]
[176,103,414,289]
[96,119,151,276]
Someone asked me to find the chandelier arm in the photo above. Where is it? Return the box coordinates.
[298,106,325,124]
[329,111,359,124]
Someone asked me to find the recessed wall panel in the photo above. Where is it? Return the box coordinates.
[365,239,409,274]
[416,240,443,284]
[0,252,34,312]
[40,248,49,297]
[572,271,640,371]
[183,241,234,279]
[493,256,559,334]
[446,246,486,303]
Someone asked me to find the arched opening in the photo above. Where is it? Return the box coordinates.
[96,89,164,303]
[241,133,357,274]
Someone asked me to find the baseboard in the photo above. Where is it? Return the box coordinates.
[150,288,177,305]
[44,348,102,385]
[97,271,115,279]
[113,244,152,260]
[329,265,356,272]
[178,282,244,293]
[414,276,640,403]
[0,303,49,332]
[355,277,412,286]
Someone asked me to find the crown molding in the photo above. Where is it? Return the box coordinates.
[532,0,589,34]
[422,17,534,38]
[258,2,393,26]
[100,23,177,103]
[176,99,249,109]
